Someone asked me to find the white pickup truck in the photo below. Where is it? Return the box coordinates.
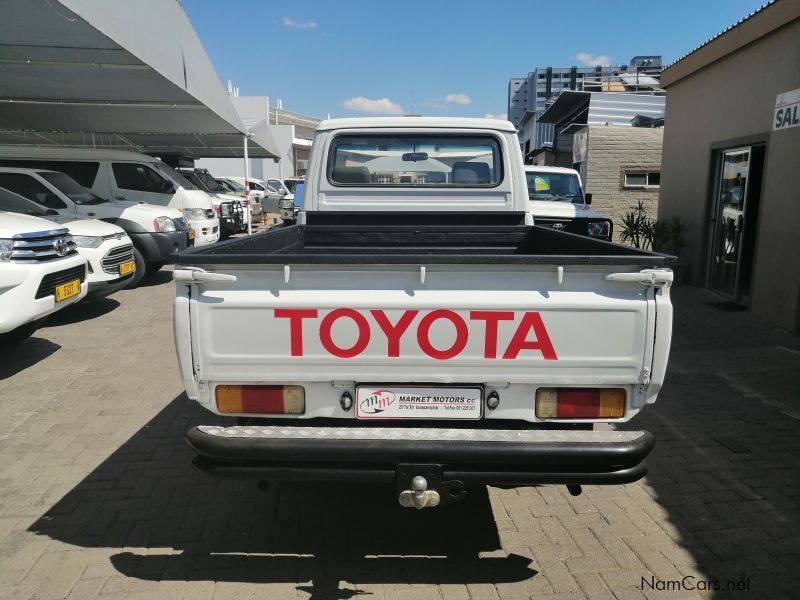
[172,118,673,508]
[1,212,87,342]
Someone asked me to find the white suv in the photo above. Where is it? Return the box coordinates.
[0,187,135,299]
[0,212,88,343]
[525,166,613,241]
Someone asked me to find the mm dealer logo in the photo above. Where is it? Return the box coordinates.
[359,390,396,414]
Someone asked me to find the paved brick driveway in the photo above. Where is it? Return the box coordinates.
[0,273,798,599]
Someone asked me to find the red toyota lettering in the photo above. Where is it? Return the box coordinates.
[470,311,515,358]
[417,310,469,360]
[502,311,558,360]
[274,308,318,356]
[370,309,418,357]
[320,308,371,358]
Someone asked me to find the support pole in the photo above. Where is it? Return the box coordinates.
[243,134,252,235]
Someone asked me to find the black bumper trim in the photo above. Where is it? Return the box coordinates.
[186,426,654,486]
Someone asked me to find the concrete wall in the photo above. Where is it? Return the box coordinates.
[658,18,800,332]
[583,125,663,240]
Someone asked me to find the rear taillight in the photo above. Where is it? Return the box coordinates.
[536,388,625,419]
[216,385,305,414]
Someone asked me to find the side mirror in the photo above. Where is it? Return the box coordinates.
[584,192,592,205]
[46,208,59,216]
[161,181,176,195]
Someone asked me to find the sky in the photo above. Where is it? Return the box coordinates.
[183,0,769,120]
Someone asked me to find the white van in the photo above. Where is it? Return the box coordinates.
[0,147,220,247]
[0,166,192,286]
[524,166,613,241]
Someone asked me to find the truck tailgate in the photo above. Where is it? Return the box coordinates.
[181,264,664,392]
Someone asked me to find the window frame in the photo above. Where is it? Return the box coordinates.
[623,170,661,189]
[326,133,505,189]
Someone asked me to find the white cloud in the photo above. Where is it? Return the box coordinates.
[282,17,318,29]
[484,113,508,120]
[445,93,472,105]
[342,96,404,115]
[575,52,611,67]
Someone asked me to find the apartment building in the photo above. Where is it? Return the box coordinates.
[508,57,663,158]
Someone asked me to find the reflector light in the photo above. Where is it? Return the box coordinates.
[535,388,625,419]
[216,385,305,414]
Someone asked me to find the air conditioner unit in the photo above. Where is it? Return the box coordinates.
[296,160,308,171]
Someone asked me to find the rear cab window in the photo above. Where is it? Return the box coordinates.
[327,134,503,187]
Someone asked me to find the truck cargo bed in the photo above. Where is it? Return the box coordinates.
[172,212,673,267]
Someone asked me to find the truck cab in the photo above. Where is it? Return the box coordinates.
[525,166,612,241]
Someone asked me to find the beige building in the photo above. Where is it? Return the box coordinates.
[658,0,800,333]
[537,91,666,241]
[583,125,663,240]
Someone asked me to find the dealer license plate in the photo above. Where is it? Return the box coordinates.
[355,386,483,420]
[119,260,136,276]
[55,279,81,302]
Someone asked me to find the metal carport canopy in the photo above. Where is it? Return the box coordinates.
[0,0,279,159]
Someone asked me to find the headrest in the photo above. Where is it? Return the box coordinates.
[452,161,491,184]
[332,166,370,184]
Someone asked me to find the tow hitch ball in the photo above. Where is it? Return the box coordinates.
[397,464,466,509]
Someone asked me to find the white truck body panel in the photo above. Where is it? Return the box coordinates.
[180,263,670,423]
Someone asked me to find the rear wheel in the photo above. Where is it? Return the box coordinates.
[126,245,147,289]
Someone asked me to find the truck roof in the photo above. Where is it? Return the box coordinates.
[316,117,516,132]
[524,166,580,175]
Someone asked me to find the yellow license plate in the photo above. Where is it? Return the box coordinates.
[119,260,136,276]
[187,229,196,240]
[55,279,81,302]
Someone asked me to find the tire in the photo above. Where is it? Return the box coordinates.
[148,260,167,272]
[0,321,40,345]
[126,245,147,289]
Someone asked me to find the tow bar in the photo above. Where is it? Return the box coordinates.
[396,464,466,509]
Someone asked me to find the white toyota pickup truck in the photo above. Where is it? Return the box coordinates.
[1,211,87,342]
[172,118,673,508]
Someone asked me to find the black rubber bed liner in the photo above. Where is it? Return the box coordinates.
[172,212,674,267]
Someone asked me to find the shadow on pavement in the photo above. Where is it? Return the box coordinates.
[135,269,173,288]
[616,287,800,598]
[0,336,60,380]
[45,297,120,326]
[28,394,536,599]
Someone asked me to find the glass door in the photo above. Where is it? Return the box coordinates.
[707,147,760,299]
